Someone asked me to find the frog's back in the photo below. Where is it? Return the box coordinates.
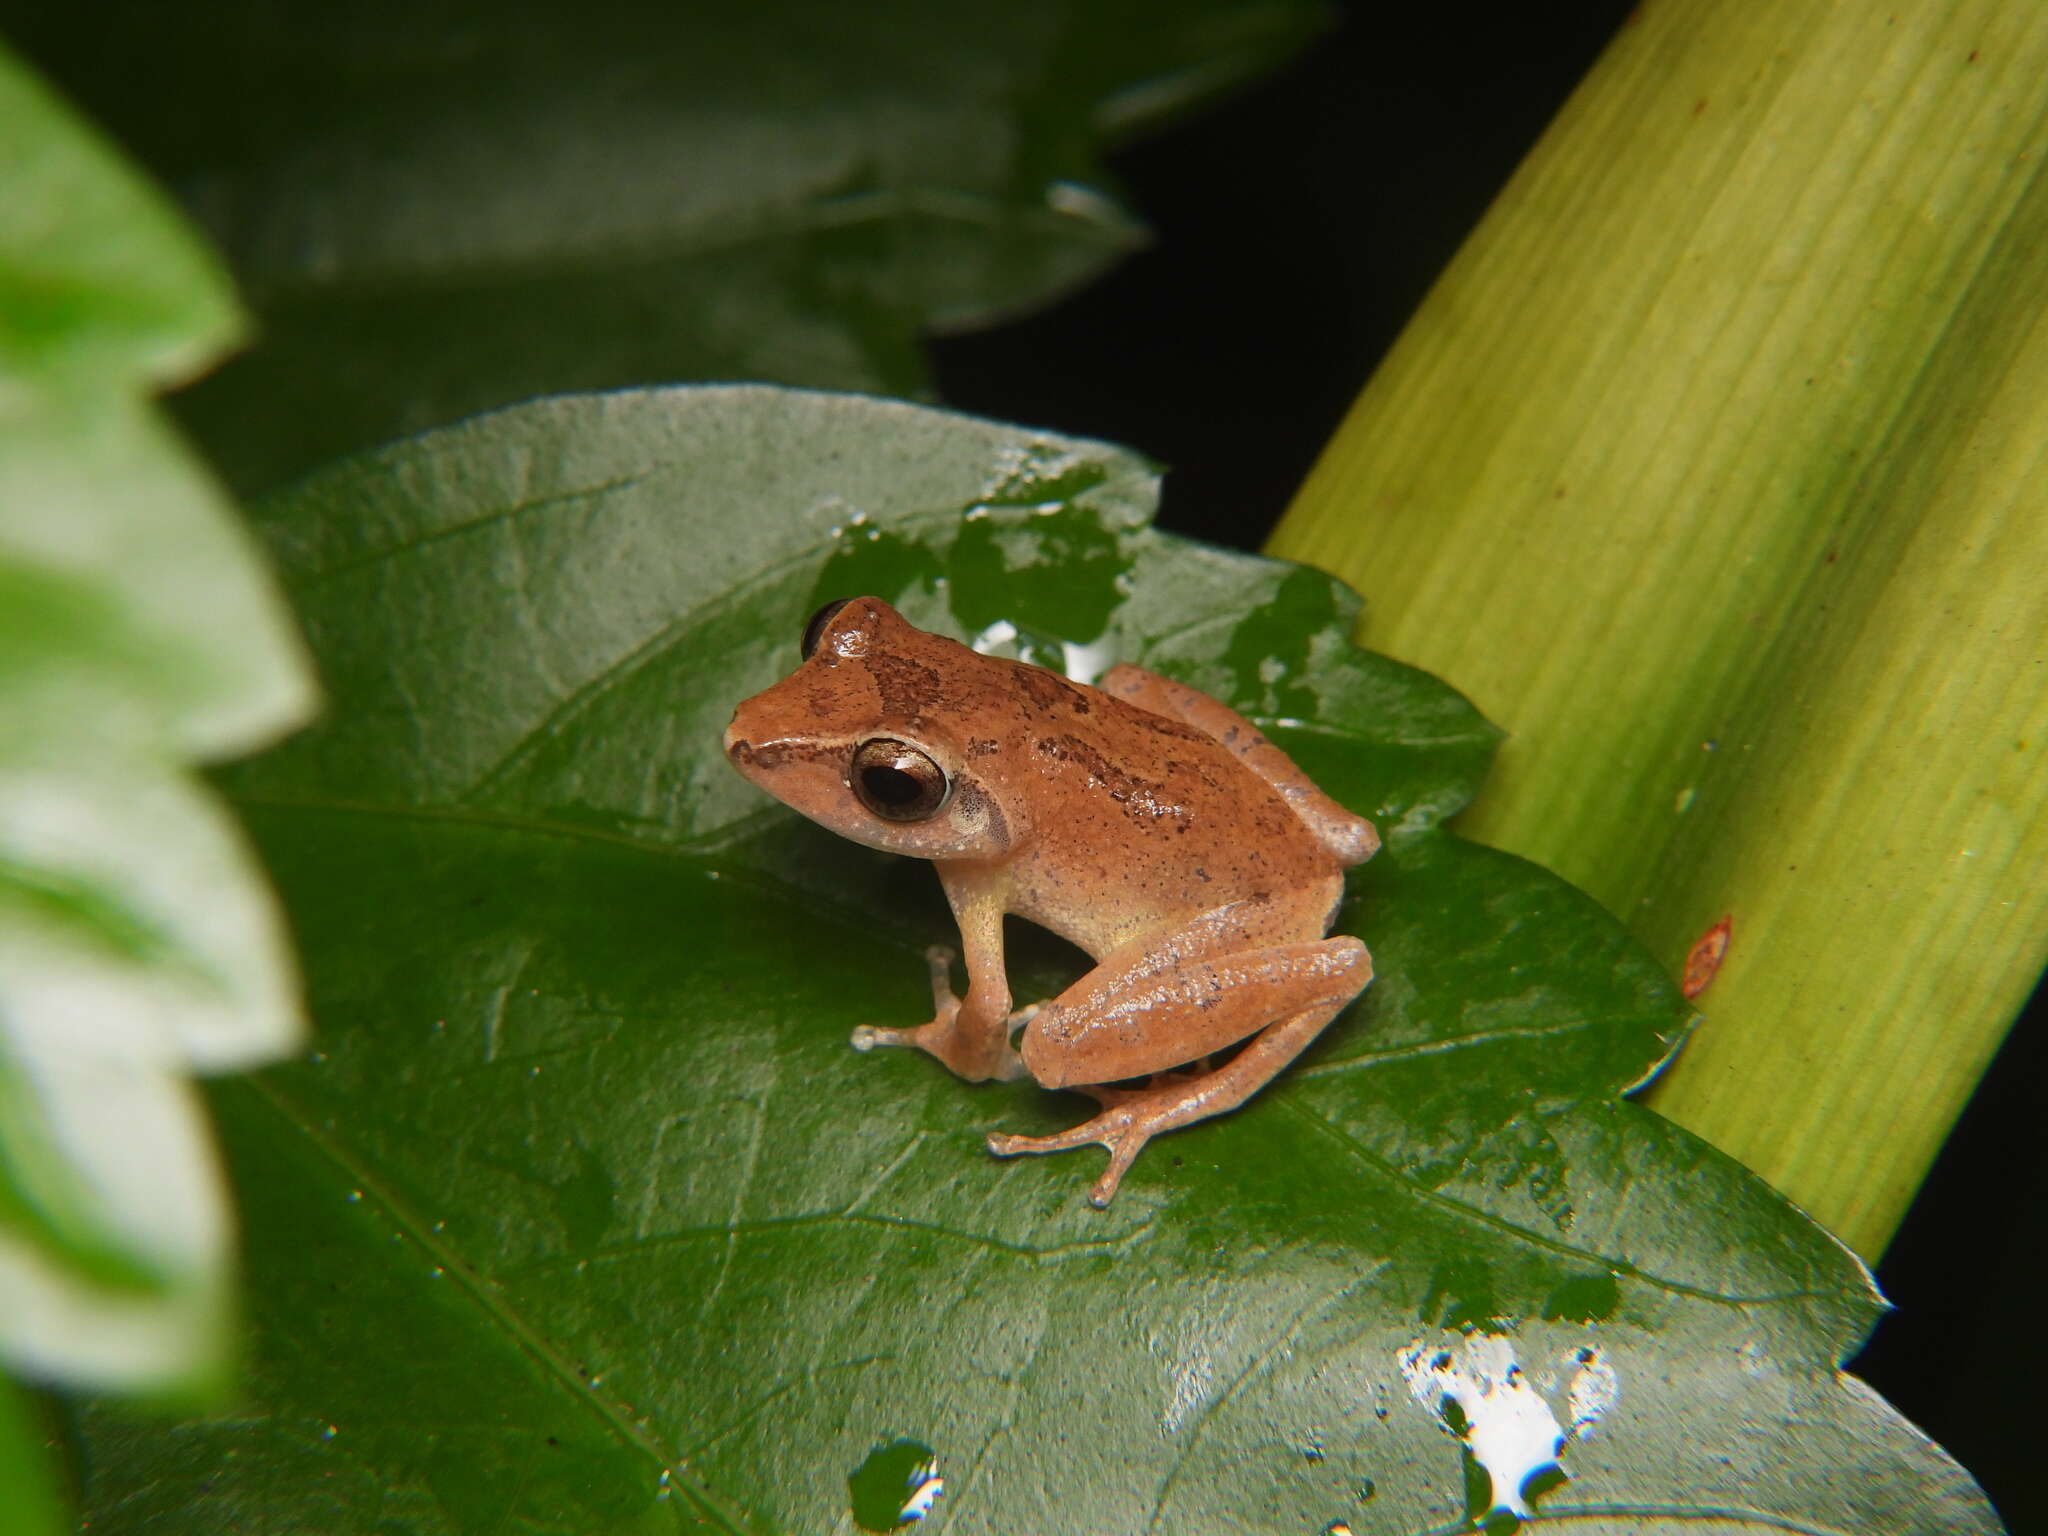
[989,670,1344,955]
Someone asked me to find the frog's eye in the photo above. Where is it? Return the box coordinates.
[800,598,854,660]
[850,738,950,822]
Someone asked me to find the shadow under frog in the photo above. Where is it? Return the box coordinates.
[724,597,1377,1206]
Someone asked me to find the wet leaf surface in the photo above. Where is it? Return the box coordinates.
[77,390,2000,1533]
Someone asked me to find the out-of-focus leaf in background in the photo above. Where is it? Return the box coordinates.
[3,0,1330,494]
[74,389,2000,1535]
[0,32,317,1526]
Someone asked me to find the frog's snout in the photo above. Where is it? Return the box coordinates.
[722,704,802,779]
[723,699,760,764]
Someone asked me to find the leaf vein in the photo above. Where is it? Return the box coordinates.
[506,1209,1155,1271]
[1294,1016,1600,1078]
[1281,1099,1845,1311]
[285,473,647,590]
[1145,1264,1390,1535]
[455,503,979,803]
[244,1077,760,1536]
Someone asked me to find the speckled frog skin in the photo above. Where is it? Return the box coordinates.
[724,596,1377,1205]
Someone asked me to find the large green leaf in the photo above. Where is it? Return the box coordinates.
[4,0,1326,494]
[77,390,1998,1532]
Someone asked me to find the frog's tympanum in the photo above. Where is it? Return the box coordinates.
[724,597,1377,1205]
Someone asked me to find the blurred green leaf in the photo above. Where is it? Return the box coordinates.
[4,0,1328,493]
[0,33,235,388]
[0,35,314,1412]
[0,1379,63,1536]
[78,390,1999,1533]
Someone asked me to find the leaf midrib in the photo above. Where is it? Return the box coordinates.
[243,1073,762,1536]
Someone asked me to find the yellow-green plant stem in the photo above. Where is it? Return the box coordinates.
[1269,0,2048,1260]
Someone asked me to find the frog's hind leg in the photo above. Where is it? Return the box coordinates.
[987,935,1369,1206]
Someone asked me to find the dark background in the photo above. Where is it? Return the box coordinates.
[933,6,2045,1530]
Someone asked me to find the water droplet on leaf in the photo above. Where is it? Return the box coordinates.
[849,1437,941,1531]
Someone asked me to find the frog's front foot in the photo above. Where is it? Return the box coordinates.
[849,1023,904,1052]
[850,944,961,1053]
[849,945,1027,1082]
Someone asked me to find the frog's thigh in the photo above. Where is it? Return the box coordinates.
[1020,933,1368,1089]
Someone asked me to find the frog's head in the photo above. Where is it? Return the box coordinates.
[724,596,1024,863]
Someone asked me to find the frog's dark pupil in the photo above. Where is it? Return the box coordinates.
[850,737,946,821]
[861,764,923,807]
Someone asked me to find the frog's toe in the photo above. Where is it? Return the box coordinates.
[1088,1143,1144,1207]
[987,1126,1082,1157]
[851,1024,913,1052]
[923,946,962,1008]
[986,1112,1151,1207]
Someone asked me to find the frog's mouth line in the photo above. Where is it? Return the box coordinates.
[721,730,835,774]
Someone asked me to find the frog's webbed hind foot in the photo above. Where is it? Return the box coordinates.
[987,1079,1218,1207]
[987,997,1352,1206]
[987,1108,1159,1208]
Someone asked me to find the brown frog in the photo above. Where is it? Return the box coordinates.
[723,596,1376,1205]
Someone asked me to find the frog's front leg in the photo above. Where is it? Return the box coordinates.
[987,890,1370,1204]
[849,871,1027,1083]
